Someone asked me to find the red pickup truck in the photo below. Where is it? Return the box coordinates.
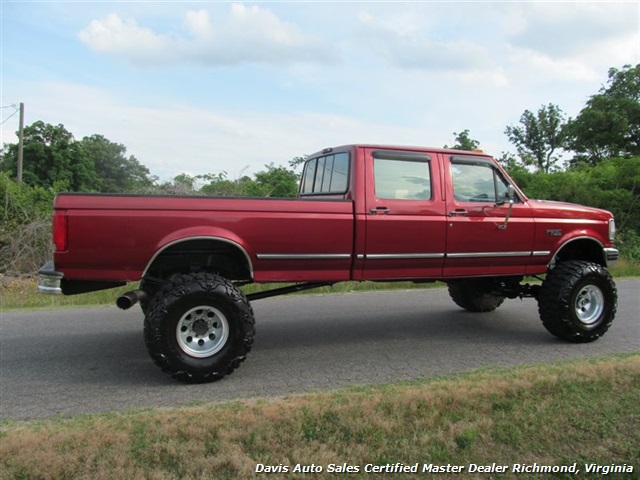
[38,144,619,383]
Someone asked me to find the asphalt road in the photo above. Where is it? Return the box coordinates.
[1,280,638,420]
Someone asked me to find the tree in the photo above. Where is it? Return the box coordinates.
[149,173,202,196]
[444,129,480,151]
[565,64,640,165]
[0,122,155,193]
[504,104,568,173]
[199,161,301,198]
[0,121,99,191]
[497,151,530,186]
[288,155,308,171]
[80,135,154,192]
[247,164,298,197]
[503,156,639,232]
[199,172,255,196]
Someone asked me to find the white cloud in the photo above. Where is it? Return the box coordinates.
[78,4,337,68]
[502,1,639,86]
[6,1,638,186]
[183,9,212,39]
[507,46,603,84]
[4,81,434,181]
[397,39,492,71]
[355,10,494,72]
[505,2,638,59]
[78,14,178,65]
[454,69,509,88]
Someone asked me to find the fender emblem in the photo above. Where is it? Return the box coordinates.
[546,229,562,237]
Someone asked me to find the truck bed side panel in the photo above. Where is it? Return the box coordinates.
[54,195,355,283]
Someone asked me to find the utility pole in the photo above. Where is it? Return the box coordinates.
[17,102,24,183]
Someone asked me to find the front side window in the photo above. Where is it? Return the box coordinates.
[374,158,431,200]
[451,160,511,203]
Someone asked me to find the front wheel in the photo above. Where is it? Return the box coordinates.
[143,273,255,383]
[537,261,617,343]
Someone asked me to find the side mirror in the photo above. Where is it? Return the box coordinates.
[498,185,515,230]
[495,185,516,207]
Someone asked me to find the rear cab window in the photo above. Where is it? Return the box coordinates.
[300,152,350,196]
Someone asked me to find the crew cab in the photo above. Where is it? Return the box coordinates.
[38,144,619,382]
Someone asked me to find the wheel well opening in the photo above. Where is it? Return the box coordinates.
[554,239,605,267]
[144,239,252,284]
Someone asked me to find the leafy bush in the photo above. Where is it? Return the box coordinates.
[616,229,640,263]
[0,173,56,277]
[508,157,640,235]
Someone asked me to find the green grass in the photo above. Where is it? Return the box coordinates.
[1,353,638,479]
[608,256,640,277]
[0,278,134,310]
[0,278,443,311]
[1,257,638,311]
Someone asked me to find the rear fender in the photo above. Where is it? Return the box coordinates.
[143,227,254,279]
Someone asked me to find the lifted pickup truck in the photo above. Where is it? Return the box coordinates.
[39,144,619,383]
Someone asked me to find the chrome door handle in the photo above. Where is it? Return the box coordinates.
[449,209,468,217]
[370,207,390,215]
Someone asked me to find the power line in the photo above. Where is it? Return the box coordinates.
[0,106,19,125]
[0,103,25,182]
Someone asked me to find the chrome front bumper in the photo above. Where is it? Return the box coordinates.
[38,261,63,295]
[604,248,619,268]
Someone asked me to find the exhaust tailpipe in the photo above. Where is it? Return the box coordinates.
[117,289,148,310]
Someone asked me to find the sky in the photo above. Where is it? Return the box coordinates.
[1,1,639,182]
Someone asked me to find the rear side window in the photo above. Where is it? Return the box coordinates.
[373,152,432,200]
[300,152,349,195]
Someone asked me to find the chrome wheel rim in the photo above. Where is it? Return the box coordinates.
[574,285,604,326]
[176,306,229,358]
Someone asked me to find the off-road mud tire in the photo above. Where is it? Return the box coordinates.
[138,278,155,314]
[537,260,616,343]
[143,272,255,383]
[448,280,505,312]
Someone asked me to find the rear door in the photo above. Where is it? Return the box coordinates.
[360,149,447,280]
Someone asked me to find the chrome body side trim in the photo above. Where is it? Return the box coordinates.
[358,251,550,260]
[446,251,532,258]
[256,254,351,260]
[363,253,445,260]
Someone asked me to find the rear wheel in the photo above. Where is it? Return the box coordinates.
[537,261,616,343]
[448,279,505,312]
[138,278,156,314]
[143,272,255,383]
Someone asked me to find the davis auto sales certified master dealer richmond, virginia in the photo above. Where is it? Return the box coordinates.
[254,462,634,474]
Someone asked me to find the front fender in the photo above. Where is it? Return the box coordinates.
[549,235,606,269]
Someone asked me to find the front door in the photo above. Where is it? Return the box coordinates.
[443,155,535,277]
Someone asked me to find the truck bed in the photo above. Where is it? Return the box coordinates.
[53,193,355,283]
